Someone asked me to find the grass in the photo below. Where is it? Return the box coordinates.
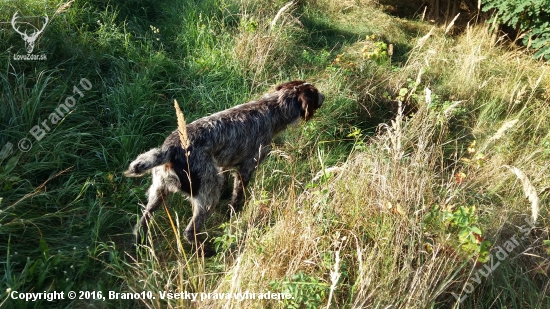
[1,0,549,308]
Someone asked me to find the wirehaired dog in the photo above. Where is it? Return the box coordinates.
[125,81,324,246]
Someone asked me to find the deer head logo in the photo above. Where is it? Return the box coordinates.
[11,12,49,54]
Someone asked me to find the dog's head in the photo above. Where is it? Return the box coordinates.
[276,80,324,121]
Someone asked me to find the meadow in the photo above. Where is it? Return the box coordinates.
[0,0,549,308]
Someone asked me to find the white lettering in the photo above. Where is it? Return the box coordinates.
[29,125,46,141]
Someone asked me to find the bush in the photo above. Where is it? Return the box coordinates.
[483,0,550,60]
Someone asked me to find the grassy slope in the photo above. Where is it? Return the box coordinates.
[1,0,549,308]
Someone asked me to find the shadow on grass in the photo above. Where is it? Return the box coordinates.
[300,15,361,52]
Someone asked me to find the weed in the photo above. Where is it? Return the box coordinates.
[270,271,330,309]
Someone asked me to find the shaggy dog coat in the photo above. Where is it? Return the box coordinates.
[125,81,324,245]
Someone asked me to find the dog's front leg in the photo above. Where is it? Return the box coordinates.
[135,184,165,246]
[228,146,270,216]
[229,171,250,216]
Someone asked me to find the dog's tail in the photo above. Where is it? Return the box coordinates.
[124,147,172,177]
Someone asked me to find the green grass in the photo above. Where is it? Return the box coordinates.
[1,0,549,308]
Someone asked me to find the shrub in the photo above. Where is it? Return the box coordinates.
[483,0,550,60]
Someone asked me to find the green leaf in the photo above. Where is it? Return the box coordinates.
[39,238,50,258]
[470,226,482,235]
[533,43,550,60]
[543,240,550,254]
[2,156,19,175]
[458,229,470,242]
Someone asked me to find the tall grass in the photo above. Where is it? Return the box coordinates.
[1,0,549,308]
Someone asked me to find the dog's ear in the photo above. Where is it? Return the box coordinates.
[297,86,318,121]
[276,81,322,120]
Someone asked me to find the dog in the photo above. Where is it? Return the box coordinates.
[125,81,324,247]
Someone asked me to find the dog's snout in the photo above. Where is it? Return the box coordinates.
[318,93,325,107]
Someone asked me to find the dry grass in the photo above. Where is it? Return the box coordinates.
[114,4,550,309]
[202,18,549,308]
[198,82,467,308]
[233,1,302,86]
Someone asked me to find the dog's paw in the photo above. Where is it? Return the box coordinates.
[184,228,196,244]
[193,242,217,257]
[226,203,242,219]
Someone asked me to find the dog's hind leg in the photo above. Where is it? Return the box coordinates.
[184,163,223,244]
